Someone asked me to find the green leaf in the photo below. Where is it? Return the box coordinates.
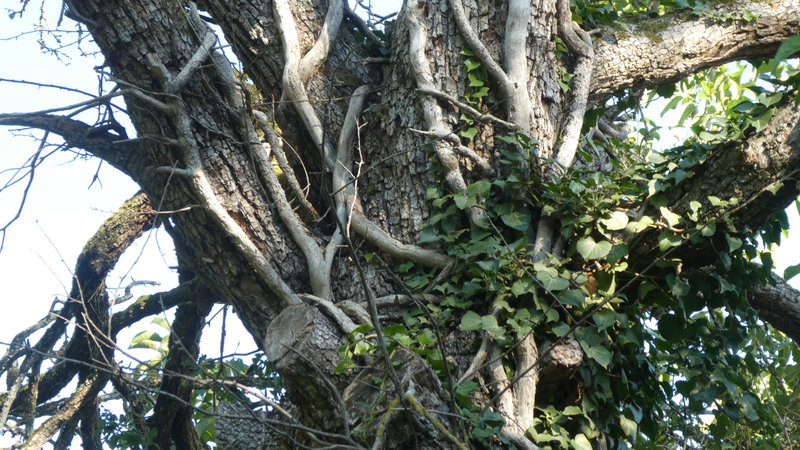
[501,210,530,232]
[607,243,629,265]
[553,322,570,337]
[453,194,475,210]
[573,434,593,450]
[536,271,570,292]
[626,215,654,234]
[460,127,478,140]
[726,234,743,252]
[599,211,629,231]
[773,35,800,71]
[467,180,491,197]
[700,222,716,237]
[660,95,682,116]
[689,200,702,220]
[460,311,482,331]
[511,279,534,297]
[678,103,697,126]
[468,71,485,87]
[481,315,505,336]
[657,231,682,251]
[784,263,800,281]
[464,58,481,71]
[130,331,163,351]
[593,309,618,331]
[152,316,170,330]
[766,180,784,195]
[660,206,681,227]
[585,345,612,369]
[658,314,685,343]
[559,289,584,306]
[577,236,612,260]
[619,415,638,437]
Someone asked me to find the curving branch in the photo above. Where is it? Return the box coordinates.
[554,0,594,170]
[503,0,533,132]
[448,0,514,99]
[404,0,484,226]
[297,0,344,84]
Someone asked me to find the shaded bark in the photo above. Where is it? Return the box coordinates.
[751,276,800,342]
[591,0,800,101]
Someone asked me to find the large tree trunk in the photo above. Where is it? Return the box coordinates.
[2,0,800,447]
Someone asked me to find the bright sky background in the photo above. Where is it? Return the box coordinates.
[0,0,797,400]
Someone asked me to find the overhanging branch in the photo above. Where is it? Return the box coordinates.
[750,276,800,342]
[590,0,800,101]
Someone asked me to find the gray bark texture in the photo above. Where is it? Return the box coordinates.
[1,0,800,448]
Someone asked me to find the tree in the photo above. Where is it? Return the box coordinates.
[1,0,800,448]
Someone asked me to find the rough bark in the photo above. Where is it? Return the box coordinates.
[750,277,800,342]
[591,0,800,101]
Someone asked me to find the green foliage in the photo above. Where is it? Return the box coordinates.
[398,112,800,447]
[99,318,283,448]
[650,60,800,144]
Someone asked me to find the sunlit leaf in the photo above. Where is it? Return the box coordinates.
[577,236,612,260]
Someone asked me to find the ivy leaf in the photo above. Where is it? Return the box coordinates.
[501,210,530,232]
[573,434,592,450]
[460,311,482,331]
[626,215,654,234]
[553,322,570,337]
[536,271,570,292]
[467,180,491,197]
[468,72,485,87]
[659,206,681,227]
[130,331,164,351]
[599,211,629,231]
[619,415,638,437]
[584,345,612,369]
[726,234,743,252]
[784,263,800,281]
[453,194,475,210]
[658,231,682,251]
[773,35,800,72]
[700,222,716,237]
[593,309,618,331]
[559,289,585,306]
[481,315,505,336]
[766,180,784,195]
[577,236,612,260]
[511,279,534,296]
[689,200,702,220]
[658,314,685,343]
[464,58,481,71]
[607,243,629,265]
[460,127,478,140]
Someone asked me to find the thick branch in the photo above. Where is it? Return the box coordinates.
[750,276,800,342]
[148,299,213,450]
[629,101,800,272]
[590,0,800,101]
